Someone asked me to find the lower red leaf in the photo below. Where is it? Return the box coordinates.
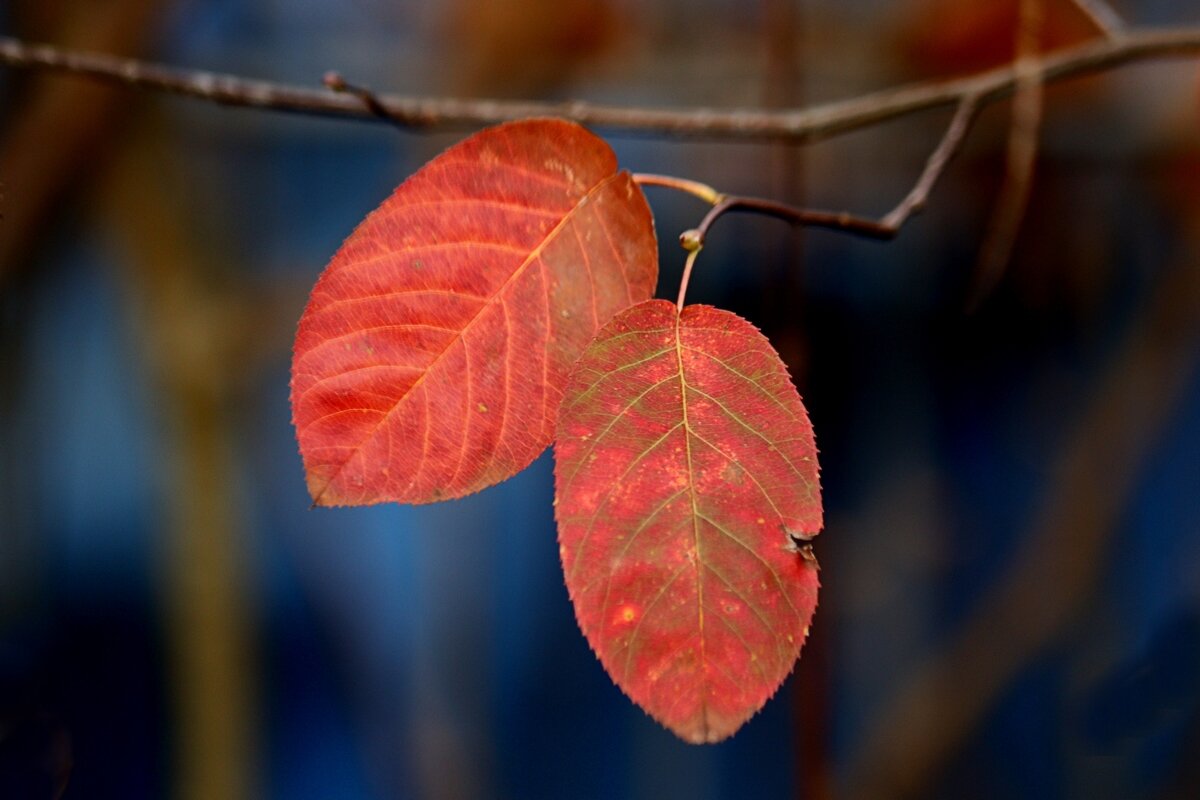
[554,299,823,743]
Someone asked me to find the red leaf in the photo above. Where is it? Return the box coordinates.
[291,119,658,506]
[554,300,822,743]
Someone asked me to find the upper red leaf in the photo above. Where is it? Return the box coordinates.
[554,300,822,743]
[291,119,658,506]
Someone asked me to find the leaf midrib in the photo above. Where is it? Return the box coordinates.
[673,311,712,742]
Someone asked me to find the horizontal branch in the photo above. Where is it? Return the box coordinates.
[2,28,1200,141]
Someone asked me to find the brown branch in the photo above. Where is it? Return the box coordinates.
[694,196,892,241]
[2,28,1200,141]
[654,95,981,245]
[879,94,982,231]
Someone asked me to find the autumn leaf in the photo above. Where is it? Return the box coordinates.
[554,300,822,743]
[291,119,658,506]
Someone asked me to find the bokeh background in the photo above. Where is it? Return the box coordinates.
[2,1,1199,798]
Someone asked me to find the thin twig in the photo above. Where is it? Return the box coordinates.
[2,29,1199,141]
[321,71,406,129]
[694,196,893,241]
[1070,0,1126,39]
[880,95,981,231]
[665,95,981,245]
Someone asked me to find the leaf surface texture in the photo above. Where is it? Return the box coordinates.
[292,119,657,505]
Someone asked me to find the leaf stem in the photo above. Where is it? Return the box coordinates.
[632,174,724,205]
[676,246,703,312]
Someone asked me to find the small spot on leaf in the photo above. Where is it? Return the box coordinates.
[614,604,639,625]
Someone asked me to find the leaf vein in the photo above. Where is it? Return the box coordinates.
[559,372,675,492]
[567,420,684,584]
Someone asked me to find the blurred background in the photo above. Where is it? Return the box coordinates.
[2,0,1199,798]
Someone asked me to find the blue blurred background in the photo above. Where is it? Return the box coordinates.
[2,1,1199,798]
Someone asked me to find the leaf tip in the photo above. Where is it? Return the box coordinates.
[665,701,762,745]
